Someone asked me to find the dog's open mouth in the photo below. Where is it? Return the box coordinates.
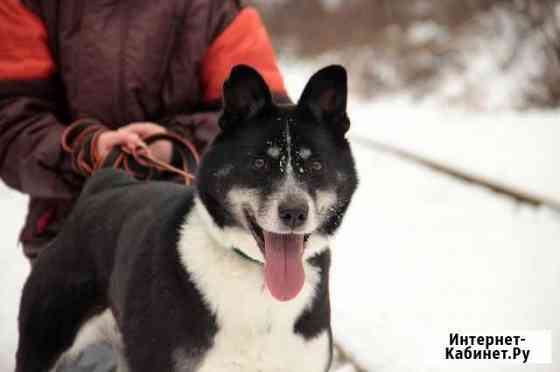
[244,209,310,302]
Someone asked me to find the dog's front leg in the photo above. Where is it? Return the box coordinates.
[15,240,101,372]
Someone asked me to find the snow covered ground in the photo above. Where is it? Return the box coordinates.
[0,184,29,371]
[349,99,560,207]
[331,144,560,372]
[1,65,559,372]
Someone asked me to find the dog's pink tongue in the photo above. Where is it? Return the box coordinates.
[263,232,305,302]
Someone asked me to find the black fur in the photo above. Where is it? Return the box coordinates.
[15,65,358,372]
[198,65,357,237]
[16,170,218,372]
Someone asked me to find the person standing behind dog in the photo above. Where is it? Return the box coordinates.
[0,0,289,261]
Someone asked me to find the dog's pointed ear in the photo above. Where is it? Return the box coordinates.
[298,65,349,135]
[220,65,272,131]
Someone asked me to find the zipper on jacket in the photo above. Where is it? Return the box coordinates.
[117,1,130,126]
[70,0,85,105]
[157,0,188,116]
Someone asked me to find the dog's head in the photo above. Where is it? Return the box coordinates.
[196,65,358,301]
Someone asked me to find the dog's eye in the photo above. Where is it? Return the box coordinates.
[311,161,322,171]
[253,158,265,169]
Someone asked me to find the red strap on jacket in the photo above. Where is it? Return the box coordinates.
[201,7,287,103]
[0,0,54,80]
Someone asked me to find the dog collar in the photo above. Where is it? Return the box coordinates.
[232,247,262,265]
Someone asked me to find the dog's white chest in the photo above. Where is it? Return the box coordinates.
[186,271,331,372]
[195,326,330,372]
[176,209,330,372]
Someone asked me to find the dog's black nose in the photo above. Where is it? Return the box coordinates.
[278,202,308,229]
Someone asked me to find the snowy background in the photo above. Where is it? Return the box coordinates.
[2,1,560,371]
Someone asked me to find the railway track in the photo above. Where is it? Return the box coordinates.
[350,136,560,212]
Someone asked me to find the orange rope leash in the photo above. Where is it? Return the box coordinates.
[61,120,200,185]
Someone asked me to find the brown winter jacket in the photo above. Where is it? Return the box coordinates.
[0,0,287,260]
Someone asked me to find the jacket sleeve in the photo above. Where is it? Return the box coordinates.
[200,5,288,104]
[166,1,289,151]
[0,0,81,199]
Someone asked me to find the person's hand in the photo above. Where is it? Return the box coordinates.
[120,122,173,163]
[96,122,172,163]
[96,129,146,161]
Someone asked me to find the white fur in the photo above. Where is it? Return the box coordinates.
[298,148,312,159]
[316,190,338,216]
[224,188,268,262]
[53,309,129,372]
[267,146,281,158]
[215,164,234,178]
[174,198,331,372]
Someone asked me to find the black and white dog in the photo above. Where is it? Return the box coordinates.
[15,65,358,372]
